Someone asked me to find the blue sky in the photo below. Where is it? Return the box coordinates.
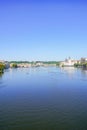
[0,0,87,61]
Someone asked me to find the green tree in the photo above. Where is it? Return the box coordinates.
[12,63,17,68]
[0,63,5,73]
[82,62,87,68]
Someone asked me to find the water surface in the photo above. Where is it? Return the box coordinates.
[0,67,87,130]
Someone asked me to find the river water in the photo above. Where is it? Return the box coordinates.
[0,67,87,130]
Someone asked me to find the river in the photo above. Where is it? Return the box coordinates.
[0,67,87,130]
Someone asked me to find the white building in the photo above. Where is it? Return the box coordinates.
[60,57,77,67]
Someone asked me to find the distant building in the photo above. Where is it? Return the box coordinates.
[17,63,31,68]
[81,58,87,63]
[60,57,77,67]
[35,62,43,67]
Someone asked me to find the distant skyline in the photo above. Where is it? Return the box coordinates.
[0,0,87,61]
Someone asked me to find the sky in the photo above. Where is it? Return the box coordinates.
[0,0,87,61]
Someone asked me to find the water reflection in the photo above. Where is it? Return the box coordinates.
[60,67,76,78]
[81,68,87,75]
[0,67,87,130]
[0,72,4,78]
[80,68,87,81]
[0,72,4,89]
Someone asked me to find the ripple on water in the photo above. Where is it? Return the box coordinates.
[0,81,7,89]
[0,67,87,130]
